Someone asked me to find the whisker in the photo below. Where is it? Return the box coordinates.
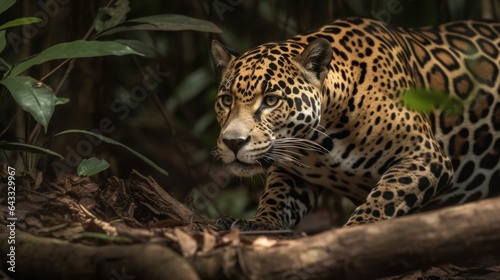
[267,136,335,169]
[268,147,305,157]
[257,172,266,185]
[265,151,310,168]
[273,138,331,155]
[266,151,297,163]
[210,148,221,160]
[307,126,331,140]
[269,153,307,167]
[263,154,298,168]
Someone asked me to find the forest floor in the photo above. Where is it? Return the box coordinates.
[1,169,500,279]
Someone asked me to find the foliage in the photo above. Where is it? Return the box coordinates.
[98,14,221,36]
[77,157,110,177]
[0,140,63,159]
[0,0,220,176]
[8,40,143,77]
[54,129,168,176]
[0,76,68,132]
[0,17,42,31]
[401,89,464,115]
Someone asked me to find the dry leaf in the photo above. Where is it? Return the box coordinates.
[163,231,177,242]
[252,236,278,249]
[175,228,198,257]
[83,182,100,192]
[201,229,217,253]
[221,228,240,246]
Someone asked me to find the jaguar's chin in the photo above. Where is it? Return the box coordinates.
[226,160,265,177]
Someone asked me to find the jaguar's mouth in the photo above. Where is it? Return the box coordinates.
[226,159,271,176]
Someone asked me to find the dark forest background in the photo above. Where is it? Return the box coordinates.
[1,0,499,224]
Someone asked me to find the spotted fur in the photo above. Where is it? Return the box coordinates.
[211,18,500,230]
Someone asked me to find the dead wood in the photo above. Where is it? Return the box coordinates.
[128,170,207,226]
[0,228,200,280]
[190,197,500,280]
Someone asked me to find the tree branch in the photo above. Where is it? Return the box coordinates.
[191,197,500,279]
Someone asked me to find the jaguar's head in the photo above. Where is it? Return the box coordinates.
[211,38,332,176]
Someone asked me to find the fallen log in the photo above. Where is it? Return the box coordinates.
[2,196,500,279]
[0,229,200,280]
[190,196,500,279]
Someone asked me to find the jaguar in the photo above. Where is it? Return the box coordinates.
[211,17,500,230]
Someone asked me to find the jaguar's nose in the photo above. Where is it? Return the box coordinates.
[223,136,250,154]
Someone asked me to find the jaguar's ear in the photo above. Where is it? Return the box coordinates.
[211,40,239,74]
[295,38,332,86]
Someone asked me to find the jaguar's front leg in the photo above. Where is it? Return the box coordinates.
[215,167,322,231]
[345,155,454,226]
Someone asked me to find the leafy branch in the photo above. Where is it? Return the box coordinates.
[0,0,220,176]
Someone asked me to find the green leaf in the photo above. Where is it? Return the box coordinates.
[114,39,158,58]
[100,14,221,36]
[129,14,221,32]
[0,0,15,15]
[9,40,144,76]
[0,141,63,159]
[55,97,69,105]
[77,157,110,176]
[0,76,56,132]
[0,58,9,72]
[94,0,130,32]
[53,129,169,176]
[0,17,43,30]
[401,89,463,115]
[0,30,6,53]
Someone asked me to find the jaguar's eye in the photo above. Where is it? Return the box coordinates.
[220,95,232,107]
[264,95,279,107]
